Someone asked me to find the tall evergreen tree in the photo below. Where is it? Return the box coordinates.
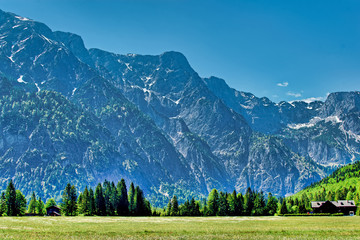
[0,192,7,216]
[279,199,288,214]
[207,189,219,216]
[244,187,254,216]
[61,183,78,216]
[252,191,266,216]
[95,183,106,216]
[28,192,37,214]
[116,179,129,216]
[171,195,179,216]
[36,197,45,215]
[128,182,136,215]
[79,186,91,215]
[89,188,95,216]
[15,190,27,216]
[166,199,172,216]
[265,193,278,216]
[5,180,17,216]
[218,192,229,216]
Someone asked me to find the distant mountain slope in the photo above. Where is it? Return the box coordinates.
[0,9,358,201]
[292,160,360,202]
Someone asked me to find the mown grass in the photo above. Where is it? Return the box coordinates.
[0,216,360,239]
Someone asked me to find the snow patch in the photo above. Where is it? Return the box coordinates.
[15,16,30,21]
[288,116,343,130]
[125,63,133,71]
[35,83,40,92]
[72,88,77,96]
[17,75,27,84]
[165,68,174,74]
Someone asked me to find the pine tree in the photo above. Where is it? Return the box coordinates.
[128,182,135,215]
[116,179,129,216]
[79,186,91,215]
[207,189,219,216]
[95,183,106,216]
[15,190,27,216]
[171,195,179,216]
[5,180,17,216]
[279,199,288,214]
[244,187,254,216]
[36,197,45,215]
[134,186,146,216]
[0,192,7,216]
[166,199,172,216]
[89,188,95,216]
[252,191,266,216]
[218,192,229,216]
[28,192,38,214]
[265,193,278,216]
[61,183,78,216]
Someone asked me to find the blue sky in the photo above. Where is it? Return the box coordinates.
[0,0,359,102]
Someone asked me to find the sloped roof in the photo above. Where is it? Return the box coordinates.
[311,200,356,208]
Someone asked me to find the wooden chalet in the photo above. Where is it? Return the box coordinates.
[46,206,61,216]
[311,200,357,215]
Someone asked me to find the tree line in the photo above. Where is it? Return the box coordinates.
[158,188,279,216]
[0,179,151,216]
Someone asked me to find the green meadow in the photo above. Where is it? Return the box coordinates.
[1,216,360,239]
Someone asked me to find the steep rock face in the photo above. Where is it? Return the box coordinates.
[0,86,129,200]
[204,76,323,134]
[1,9,358,199]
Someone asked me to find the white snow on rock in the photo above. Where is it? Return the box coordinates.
[35,83,40,92]
[17,75,27,84]
[15,16,30,21]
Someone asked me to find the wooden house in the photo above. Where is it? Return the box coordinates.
[311,200,356,215]
[46,206,61,216]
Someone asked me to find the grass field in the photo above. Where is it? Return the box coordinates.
[1,216,360,239]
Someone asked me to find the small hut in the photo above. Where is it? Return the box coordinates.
[46,206,61,216]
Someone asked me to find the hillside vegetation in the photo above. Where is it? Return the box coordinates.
[282,161,360,214]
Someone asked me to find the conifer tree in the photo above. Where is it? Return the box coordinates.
[15,190,27,216]
[218,192,229,216]
[28,191,37,214]
[171,195,179,216]
[244,187,254,215]
[265,193,278,216]
[95,183,106,216]
[89,187,95,216]
[207,189,219,216]
[252,191,266,216]
[134,186,146,216]
[61,183,78,216]
[0,192,7,216]
[5,180,17,216]
[79,186,91,215]
[279,199,288,214]
[116,179,129,215]
[166,199,172,216]
[36,197,45,215]
[128,182,136,215]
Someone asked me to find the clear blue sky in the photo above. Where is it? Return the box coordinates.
[0,0,359,102]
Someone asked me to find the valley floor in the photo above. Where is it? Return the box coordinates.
[0,216,360,239]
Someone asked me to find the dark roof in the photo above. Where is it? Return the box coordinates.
[46,205,61,210]
[311,200,356,208]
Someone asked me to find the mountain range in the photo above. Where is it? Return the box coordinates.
[0,9,359,204]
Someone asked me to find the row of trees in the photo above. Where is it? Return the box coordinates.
[60,179,152,216]
[161,188,279,216]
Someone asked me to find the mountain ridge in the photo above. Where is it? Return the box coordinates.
[0,9,359,204]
